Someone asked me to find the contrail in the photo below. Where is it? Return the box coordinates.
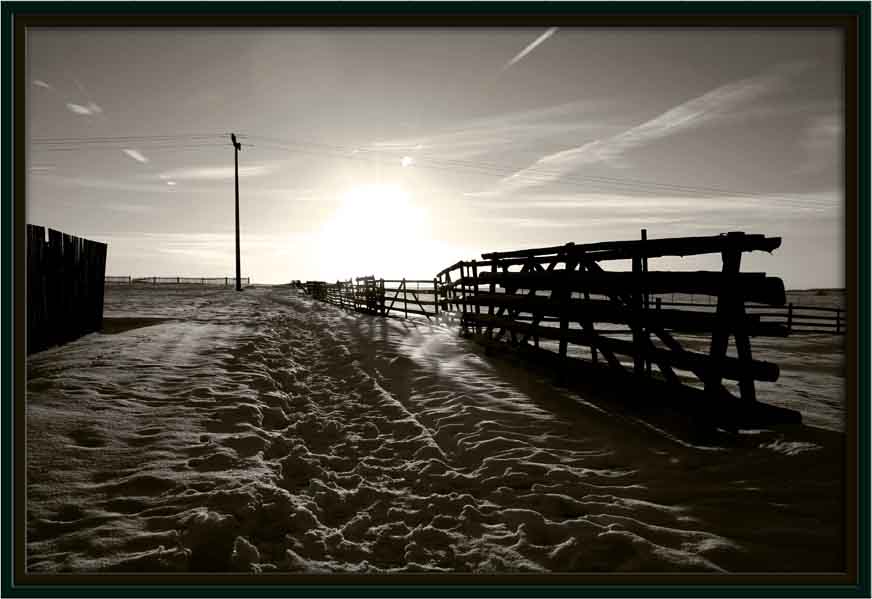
[501,27,558,72]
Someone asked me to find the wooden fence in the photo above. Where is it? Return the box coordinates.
[306,276,439,320]
[654,300,846,335]
[105,276,250,286]
[27,225,107,354]
[435,231,790,409]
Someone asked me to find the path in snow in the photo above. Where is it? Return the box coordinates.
[26,285,845,573]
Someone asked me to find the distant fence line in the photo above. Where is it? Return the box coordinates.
[28,225,107,354]
[653,300,846,336]
[105,276,250,286]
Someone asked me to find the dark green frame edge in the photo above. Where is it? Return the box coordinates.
[2,1,869,597]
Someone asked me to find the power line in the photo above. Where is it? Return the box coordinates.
[27,131,837,210]
[32,143,227,153]
[31,133,228,144]
[239,133,835,209]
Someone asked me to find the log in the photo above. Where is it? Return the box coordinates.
[481,233,782,262]
[467,272,786,306]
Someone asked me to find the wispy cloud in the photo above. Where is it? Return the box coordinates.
[370,99,606,161]
[33,173,181,194]
[122,149,149,163]
[469,191,837,215]
[501,28,558,72]
[156,164,274,181]
[798,112,842,175]
[107,202,153,214]
[499,62,808,192]
[32,79,52,89]
[66,101,103,116]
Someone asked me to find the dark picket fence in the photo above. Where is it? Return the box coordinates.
[27,225,107,354]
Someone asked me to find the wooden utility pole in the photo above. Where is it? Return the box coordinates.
[231,133,242,291]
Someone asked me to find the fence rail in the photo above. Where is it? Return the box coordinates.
[28,225,107,354]
[654,300,846,335]
[105,276,250,286]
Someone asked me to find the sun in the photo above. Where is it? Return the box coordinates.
[317,184,429,279]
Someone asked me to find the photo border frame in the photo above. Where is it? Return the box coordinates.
[2,2,868,596]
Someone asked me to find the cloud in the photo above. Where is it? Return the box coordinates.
[33,173,183,193]
[156,164,274,181]
[370,99,606,161]
[32,80,52,89]
[798,112,842,175]
[122,149,149,163]
[66,103,92,115]
[65,101,103,116]
[107,203,153,214]
[470,191,837,215]
[499,62,809,192]
[501,28,559,72]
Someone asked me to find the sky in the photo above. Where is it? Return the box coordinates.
[27,28,844,288]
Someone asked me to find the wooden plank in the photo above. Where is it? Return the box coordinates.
[407,290,433,320]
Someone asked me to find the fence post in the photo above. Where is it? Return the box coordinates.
[632,255,644,376]
[458,264,466,335]
[787,303,793,335]
[641,229,651,376]
[402,278,407,319]
[836,309,841,334]
[433,277,439,317]
[471,260,479,334]
[707,233,755,402]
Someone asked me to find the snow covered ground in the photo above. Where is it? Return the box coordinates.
[26,285,846,573]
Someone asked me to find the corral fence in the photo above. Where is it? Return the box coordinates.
[28,225,107,354]
[105,276,250,286]
[436,231,788,409]
[300,230,843,425]
[308,276,439,320]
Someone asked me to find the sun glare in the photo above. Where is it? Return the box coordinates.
[317,184,431,279]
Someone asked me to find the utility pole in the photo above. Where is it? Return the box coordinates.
[231,133,242,291]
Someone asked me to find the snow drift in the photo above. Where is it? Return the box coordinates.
[25,285,846,573]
